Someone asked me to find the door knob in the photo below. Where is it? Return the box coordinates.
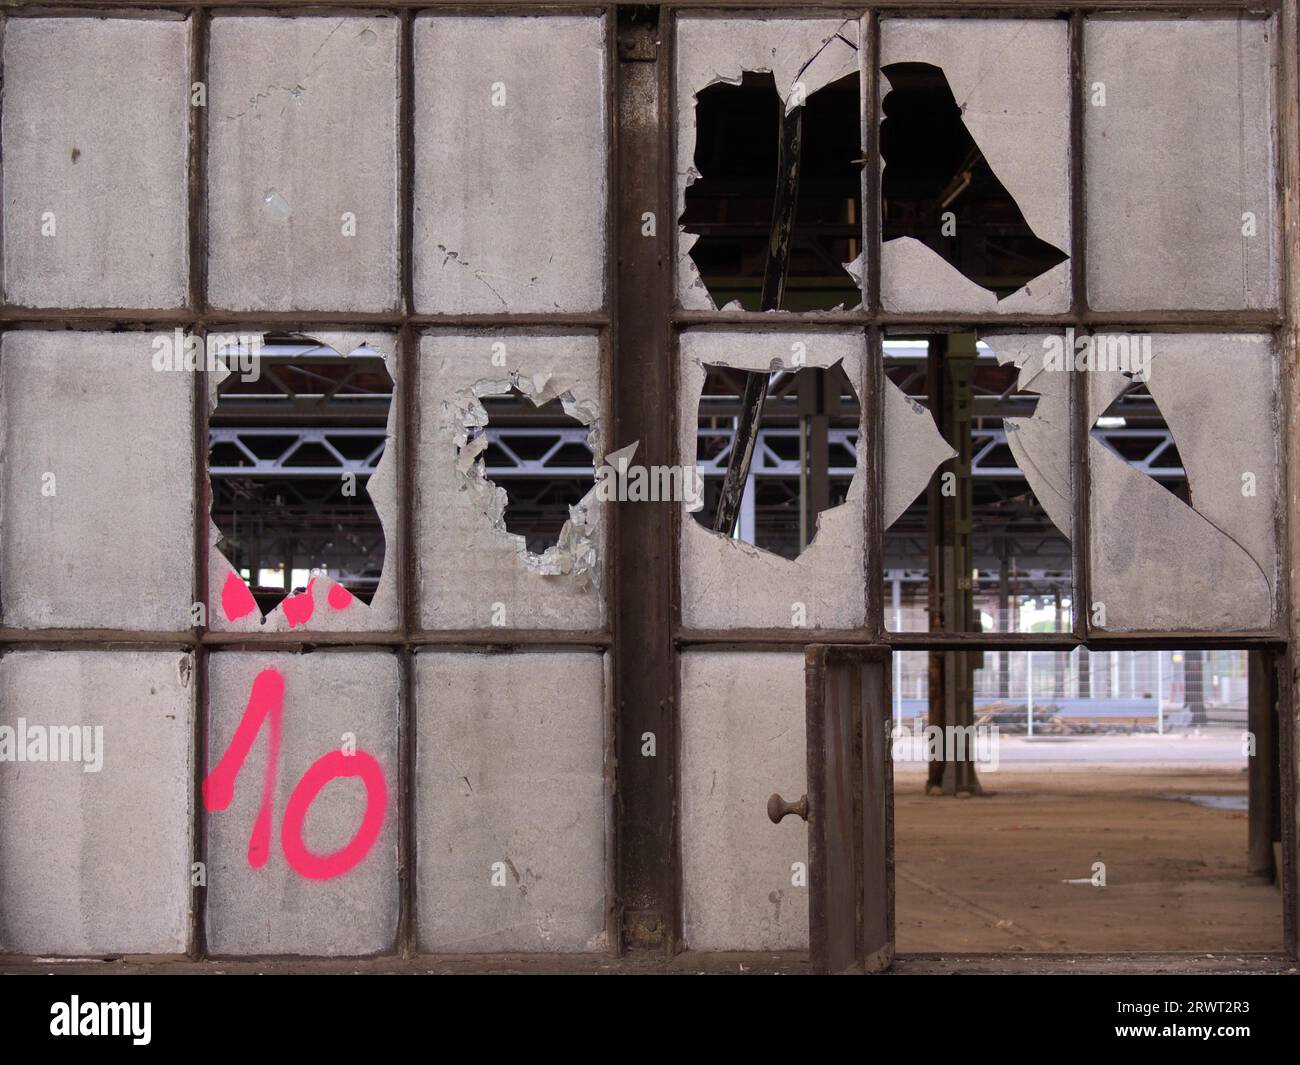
[767,792,808,824]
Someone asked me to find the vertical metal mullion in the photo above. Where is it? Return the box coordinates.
[187,3,211,962]
[1068,10,1090,646]
[1277,0,1300,958]
[601,2,619,958]
[189,5,209,321]
[863,12,883,640]
[400,10,416,324]
[865,324,883,640]
[612,2,676,954]
[1275,649,1297,953]
[1248,650,1280,878]
[1069,9,1087,320]
[663,3,683,957]
[665,5,687,959]
[396,6,417,959]
[864,10,881,320]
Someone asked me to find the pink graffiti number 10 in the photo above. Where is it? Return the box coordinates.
[202,668,388,881]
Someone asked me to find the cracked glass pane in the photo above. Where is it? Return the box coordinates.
[418,333,606,631]
[413,15,608,314]
[879,19,1071,313]
[207,16,401,313]
[1086,333,1278,631]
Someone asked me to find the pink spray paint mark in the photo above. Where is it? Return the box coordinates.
[221,571,258,622]
[282,577,317,628]
[281,750,388,880]
[327,582,355,611]
[203,667,390,880]
[202,667,284,869]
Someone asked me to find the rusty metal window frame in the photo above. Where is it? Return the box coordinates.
[0,2,620,966]
[666,3,1289,653]
[656,1,1297,962]
[0,0,1294,969]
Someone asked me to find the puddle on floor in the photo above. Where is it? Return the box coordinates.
[1167,793,1248,811]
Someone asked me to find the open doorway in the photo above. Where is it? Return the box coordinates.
[891,647,1283,952]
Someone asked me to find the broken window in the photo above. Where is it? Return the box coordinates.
[681,71,862,311]
[884,335,1072,634]
[1086,333,1278,632]
[1091,381,1187,505]
[418,333,605,632]
[880,62,1066,298]
[473,390,596,555]
[1,5,1289,972]
[693,362,859,560]
[878,19,1071,313]
[678,329,867,631]
[209,336,393,621]
[675,17,864,313]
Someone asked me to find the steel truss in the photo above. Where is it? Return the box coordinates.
[210,424,1184,479]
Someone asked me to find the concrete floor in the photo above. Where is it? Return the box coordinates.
[895,742,1281,953]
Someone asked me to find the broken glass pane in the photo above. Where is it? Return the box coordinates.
[692,362,860,560]
[1087,333,1278,630]
[881,62,1067,298]
[210,336,393,620]
[879,19,1071,313]
[681,71,862,311]
[473,391,596,555]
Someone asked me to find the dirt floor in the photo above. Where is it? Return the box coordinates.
[895,764,1282,953]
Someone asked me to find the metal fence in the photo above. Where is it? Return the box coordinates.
[892,648,1248,733]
